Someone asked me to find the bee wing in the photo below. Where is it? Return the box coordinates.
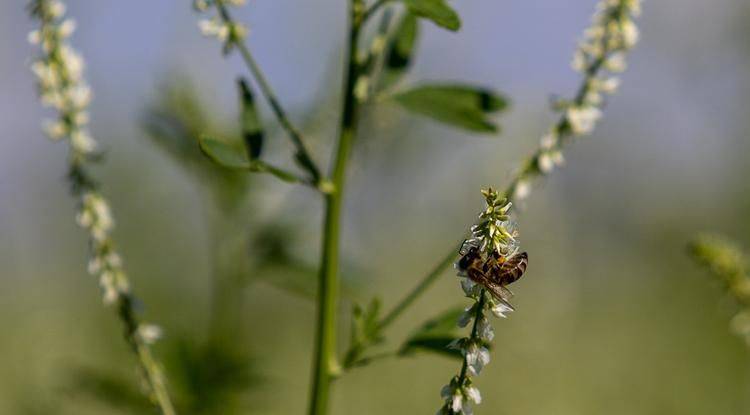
[482,281,516,310]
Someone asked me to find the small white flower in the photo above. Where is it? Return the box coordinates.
[42,119,67,139]
[460,278,479,297]
[538,152,554,174]
[58,19,76,38]
[71,129,96,154]
[513,180,531,201]
[571,50,586,72]
[476,316,494,342]
[451,391,463,412]
[28,30,41,45]
[198,18,229,41]
[490,301,513,318]
[566,105,602,136]
[604,52,627,72]
[138,324,163,344]
[48,0,66,19]
[600,77,620,94]
[464,385,482,404]
[465,343,490,376]
[620,19,639,49]
[193,0,211,11]
[540,132,557,150]
[458,305,474,328]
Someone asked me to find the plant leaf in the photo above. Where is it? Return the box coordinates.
[393,83,509,133]
[237,78,264,160]
[400,335,463,359]
[401,0,461,31]
[199,135,251,169]
[386,13,419,71]
[398,307,465,359]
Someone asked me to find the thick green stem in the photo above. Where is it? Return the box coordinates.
[308,3,364,415]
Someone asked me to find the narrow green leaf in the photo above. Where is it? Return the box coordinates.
[198,135,251,169]
[412,307,465,337]
[401,0,460,31]
[401,336,463,359]
[393,83,509,133]
[386,13,419,71]
[237,78,264,160]
[399,307,464,359]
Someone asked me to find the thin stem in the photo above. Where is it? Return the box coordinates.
[308,2,364,414]
[118,295,177,415]
[214,1,323,185]
[249,160,320,189]
[377,244,459,330]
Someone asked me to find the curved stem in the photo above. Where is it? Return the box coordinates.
[308,2,364,414]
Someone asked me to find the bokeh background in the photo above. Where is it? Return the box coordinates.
[2,0,750,414]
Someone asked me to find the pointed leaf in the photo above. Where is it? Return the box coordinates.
[393,84,509,133]
[386,13,419,71]
[401,0,461,31]
[198,135,251,169]
[401,336,463,359]
[237,78,264,160]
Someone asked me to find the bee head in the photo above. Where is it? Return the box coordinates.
[458,246,480,270]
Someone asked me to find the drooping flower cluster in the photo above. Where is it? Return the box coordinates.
[29,0,161,335]
[194,0,248,45]
[28,2,173,410]
[512,0,642,202]
[437,189,521,415]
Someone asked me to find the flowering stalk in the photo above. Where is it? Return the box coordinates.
[28,2,175,414]
[378,0,642,335]
[194,0,325,188]
[437,189,518,415]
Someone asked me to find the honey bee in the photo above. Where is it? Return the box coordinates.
[458,242,528,307]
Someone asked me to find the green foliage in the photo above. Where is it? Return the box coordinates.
[63,367,154,413]
[238,78,264,160]
[688,234,749,288]
[392,84,509,133]
[165,337,262,414]
[387,13,418,70]
[141,79,248,210]
[344,298,385,368]
[400,0,460,31]
[199,135,253,169]
[399,307,464,359]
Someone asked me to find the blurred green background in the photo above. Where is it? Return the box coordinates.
[3,0,750,414]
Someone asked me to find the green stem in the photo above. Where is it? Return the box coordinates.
[215,1,323,185]
[377,245,459,330]
[308,3,364,414]
[118,295,177,415]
